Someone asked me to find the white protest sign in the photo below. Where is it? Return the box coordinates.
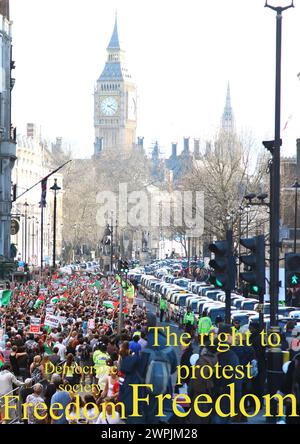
[46,305,54,314]
[44,314,60,329]
[30,317,41,334]
[58,316,67,325]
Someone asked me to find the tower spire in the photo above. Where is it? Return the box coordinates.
[0,0,9,20]
[222,81,234,132]
[107,13,120,50]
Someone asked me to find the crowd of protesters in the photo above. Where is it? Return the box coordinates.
[0,269,300,424]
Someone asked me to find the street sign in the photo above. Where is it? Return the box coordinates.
[30,317,41,334]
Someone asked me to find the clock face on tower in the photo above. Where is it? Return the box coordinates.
[100,97,118,116]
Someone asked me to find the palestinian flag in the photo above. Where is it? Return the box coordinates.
[0,354,4,368]
[0,290,12,307]
[103,300,114,309]
[34,294,45,309]
[50,294,67,304]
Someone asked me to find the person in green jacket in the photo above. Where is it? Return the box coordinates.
[183,307,195,334]
[159,297,168,322]
[197,309,213,339]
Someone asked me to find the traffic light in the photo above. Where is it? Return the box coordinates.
[118,259,129,273]
[208,240,236,291]
[285,253,300,288]
[239,235,265,296]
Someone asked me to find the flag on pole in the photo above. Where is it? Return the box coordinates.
[283,114,292,131]
[0,354,4,368]
[0,290,12,307]
[34,294,45,309]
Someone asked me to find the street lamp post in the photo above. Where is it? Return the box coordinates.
[31,217,35,263]
[292,180,300,253]
[265,1,294,420]
[111,212,114,274]
[23,201,29,264]
[50,178,61,270]
[238,206,244,286]
[265,0,294,326]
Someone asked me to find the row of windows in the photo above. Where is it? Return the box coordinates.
[108,54,119,61]
[99,119,119,125]
[100,84,120,91]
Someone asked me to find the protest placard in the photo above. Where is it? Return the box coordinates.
[30,317,41,334]
[44,314,60,329]
[46,305,54,314]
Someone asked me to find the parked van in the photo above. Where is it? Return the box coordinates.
[198,286,214,296]
[231,310,257,326]
[232,297,246,310]
[197,300,220,316]
[173,278,191,289]
[241,299,259,311]
[206,305,237,324]
[205,290,224,301]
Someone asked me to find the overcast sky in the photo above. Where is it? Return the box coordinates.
[9,0,300,159]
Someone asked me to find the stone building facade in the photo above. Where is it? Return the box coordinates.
[11,124,63,266]
[0,0,16,260]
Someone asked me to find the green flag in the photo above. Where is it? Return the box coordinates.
[103,301,114,309]
[34,295,45,309]
[94,280,101,289]
[0,290,12,307]
[50,295,67,304]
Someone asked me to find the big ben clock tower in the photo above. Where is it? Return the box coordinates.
[94,15,137,156]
